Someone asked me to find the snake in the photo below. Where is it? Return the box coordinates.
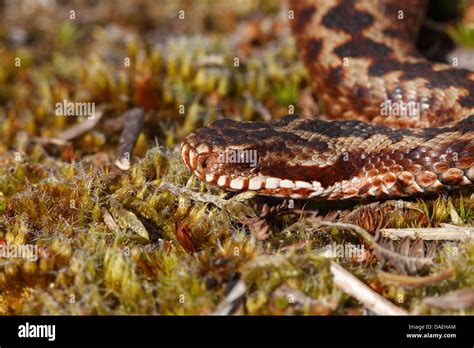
[180,0,474,200]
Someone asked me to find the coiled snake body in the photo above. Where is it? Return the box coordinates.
[181,0,474,200]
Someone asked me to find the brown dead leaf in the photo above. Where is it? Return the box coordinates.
[368,279,385,295]
[174,221,196,253]
[241,200,294,241]
[62,144,75,162]
[342,202,391,233]
[134,73,160,109]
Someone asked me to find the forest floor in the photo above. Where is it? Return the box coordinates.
[0,0,473,314]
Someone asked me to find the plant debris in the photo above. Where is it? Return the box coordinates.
[421,288,474,310]
[114,108,145,171]
[379,267,455,288]
[374,233,436,274]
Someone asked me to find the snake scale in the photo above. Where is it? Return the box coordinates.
[181,0,474,200]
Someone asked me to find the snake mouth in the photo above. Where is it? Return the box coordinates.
[180,138,328,198]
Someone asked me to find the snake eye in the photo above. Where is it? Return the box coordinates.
[223,146,259,170]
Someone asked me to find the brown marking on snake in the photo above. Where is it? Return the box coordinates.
[334,38,393,59]
[382,28,402,38]
[321,2,374,33]
[293,4,317,32]
[305,38,323,61]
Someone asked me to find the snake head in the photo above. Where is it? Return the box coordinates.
[180,115,332,199]
[180,119,261,190]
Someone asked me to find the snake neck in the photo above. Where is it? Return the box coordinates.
[289,0,474,128]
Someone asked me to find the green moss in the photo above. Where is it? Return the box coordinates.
[447,24,474,47]
[0,0,472,315]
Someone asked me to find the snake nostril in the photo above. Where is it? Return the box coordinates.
[198,157,208,171]
[197,153,219,173]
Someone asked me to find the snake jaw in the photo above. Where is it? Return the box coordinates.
[181,136,327,199]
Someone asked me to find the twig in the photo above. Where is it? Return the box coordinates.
[57,109,103,141]
[421,288,474,310]
[32,136,70,147]
[280,214,323,235]
[330,262,408,315]
[213,279,247,315]
[380,227,473,241]
[243,90,272,121]
[379,267,455,288]
[115,108,144,171]
[320,221,433,270]
[319,221,375,244]
[103,114,125,133]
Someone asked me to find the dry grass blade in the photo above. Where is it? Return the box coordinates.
[330,262,408,315]
[380,226,473,241]
[57,109,104,141]
[421,288,474,310]
[319,222,434,274]
[379,267,455,288]
[213,279,247,315]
